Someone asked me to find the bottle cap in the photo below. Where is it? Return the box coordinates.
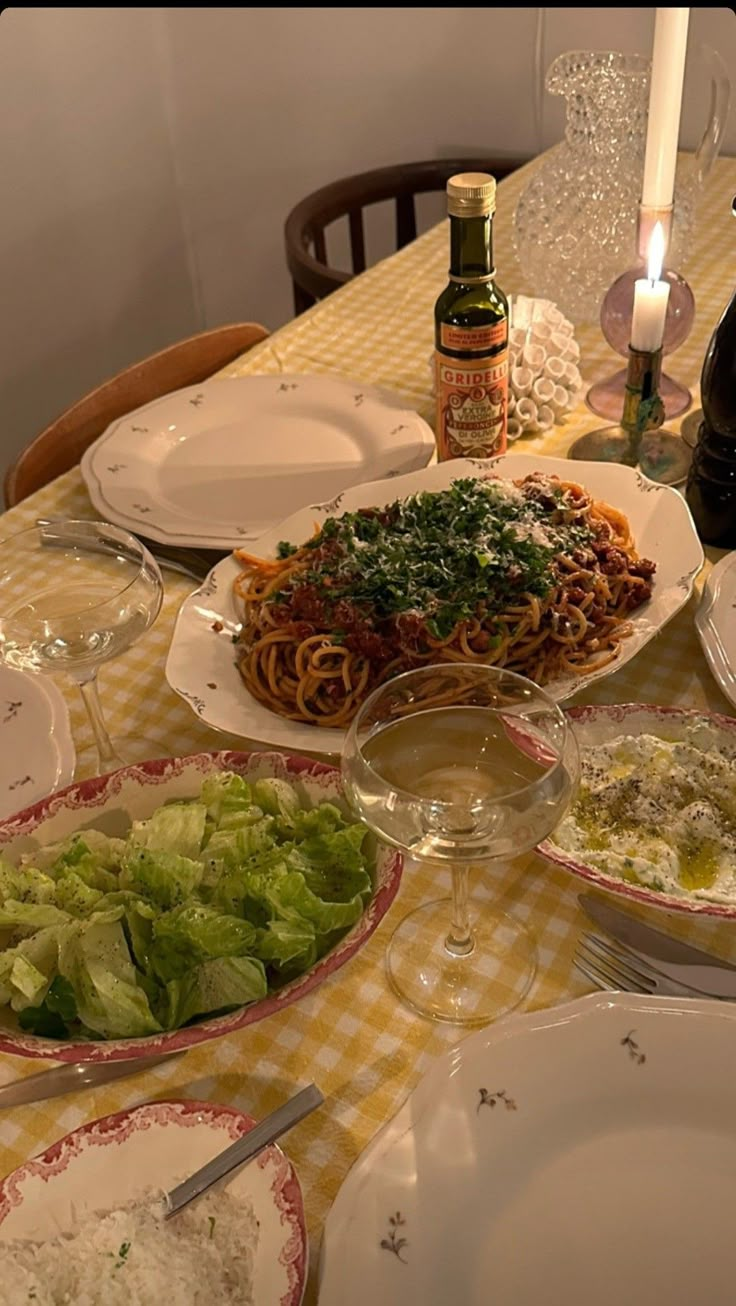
[446,173,496,218]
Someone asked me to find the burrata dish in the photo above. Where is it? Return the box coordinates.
[551,723,736,904]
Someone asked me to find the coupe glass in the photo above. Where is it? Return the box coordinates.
[0,520,163,774]
[342,664,579,1026]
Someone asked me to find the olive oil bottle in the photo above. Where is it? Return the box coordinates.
[434,173,509,460]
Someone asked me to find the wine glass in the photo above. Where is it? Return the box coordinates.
[342,664,579,1026]
[0,520,163,775]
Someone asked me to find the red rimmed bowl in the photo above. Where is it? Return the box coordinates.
[540,703,736,919]
[0,750,403,1061]
[0,1098,307,1305]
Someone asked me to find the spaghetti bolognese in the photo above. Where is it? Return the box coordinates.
[232,473,656,727]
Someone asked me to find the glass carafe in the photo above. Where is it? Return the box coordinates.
[513,48,730,325]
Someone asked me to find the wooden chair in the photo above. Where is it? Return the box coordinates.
[285,156,530,315]
[4,321,270,508]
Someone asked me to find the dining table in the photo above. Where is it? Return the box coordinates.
[1,150,735,1302]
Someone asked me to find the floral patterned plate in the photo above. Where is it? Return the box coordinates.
[319,993,736,1306]
[0,750,402,1061]
[695,552,736,712]
[166,454,704,755]
[0,1099,306,1305]
[81,376,434,548]
[0,666,75,820]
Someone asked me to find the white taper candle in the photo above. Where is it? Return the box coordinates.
[642,8,690,210]
[631,222,671,352]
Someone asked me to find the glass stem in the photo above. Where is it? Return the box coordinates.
[445,864,475,958]
[77,673,124,773]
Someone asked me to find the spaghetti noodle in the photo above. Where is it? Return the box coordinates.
[233,474,656,727]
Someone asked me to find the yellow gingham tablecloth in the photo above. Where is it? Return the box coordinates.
[1,154,735,1301]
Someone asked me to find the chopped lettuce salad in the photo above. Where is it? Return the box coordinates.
[0,772,373,1041]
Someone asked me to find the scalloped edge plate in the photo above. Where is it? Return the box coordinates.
[0,667,75,820]
[320,993,736,1306]
[166,454,704,755]
[81,376,434,548]
[695,552,736,711]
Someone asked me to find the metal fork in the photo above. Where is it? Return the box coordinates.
[575,932,710,999]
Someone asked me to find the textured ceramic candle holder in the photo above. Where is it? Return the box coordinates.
[570,344,692,486]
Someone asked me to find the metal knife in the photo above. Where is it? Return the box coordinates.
[579,894,736,1000]
[0,1052,183,1110]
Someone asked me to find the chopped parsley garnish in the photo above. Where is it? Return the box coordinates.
[276,540,299,559]
[114,1240,131,1270]
[276,477,594,638]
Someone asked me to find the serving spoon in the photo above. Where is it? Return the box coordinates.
[164,1082,323,1220]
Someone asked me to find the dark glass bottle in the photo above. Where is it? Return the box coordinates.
[685,283,736,547]
[434,173,508,460]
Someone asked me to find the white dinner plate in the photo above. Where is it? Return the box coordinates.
[695,552,736,710]
[165,454,704,755]
[0,1099,306,1304]
[319,993,736,1306]
[0,666,75,819]
[81,375,434,548]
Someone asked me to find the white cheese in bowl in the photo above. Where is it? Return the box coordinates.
[552,726,736,903]
[2,1188,258,1305]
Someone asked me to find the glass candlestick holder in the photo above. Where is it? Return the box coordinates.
[569,343,692,486]
[587,205,695,422]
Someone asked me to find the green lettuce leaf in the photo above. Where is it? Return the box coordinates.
[54,872,104,917]
[200,773,254,828]
[210,852,288,920]
[0,862,57,906]
[58,920,160,1039]
[0,923,75,1009]
[290,803,345,839]
[247,869,366,935]
[18,975,78,1039]
[164,955,267,1028]
[120,848,203,909]
[0,900,72,931]
[150,902,258,982]
[124,900,156,973]
[26,832,126,891]
[288,824,371,902]
[252,778,301,828]
[9,954,51,1006]
[257,918,317,970]
[131,802,207,861]
[202,818,277,873]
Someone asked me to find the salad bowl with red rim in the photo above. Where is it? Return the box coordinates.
[0,750,402,1061]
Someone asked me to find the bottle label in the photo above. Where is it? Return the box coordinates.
[435,349,508,460]
[440,320,506,354]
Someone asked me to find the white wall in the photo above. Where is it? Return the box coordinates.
[0,6,733,480]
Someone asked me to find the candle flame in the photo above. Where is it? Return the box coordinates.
[647,221,665,284]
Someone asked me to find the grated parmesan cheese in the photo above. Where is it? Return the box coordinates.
[1,1189,258,1305]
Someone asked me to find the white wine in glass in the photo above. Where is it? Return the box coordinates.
[343,665,579,1026]
[0,521,163,774]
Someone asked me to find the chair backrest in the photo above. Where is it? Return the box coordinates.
[4,321,270,508]
[285,156,530,314]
